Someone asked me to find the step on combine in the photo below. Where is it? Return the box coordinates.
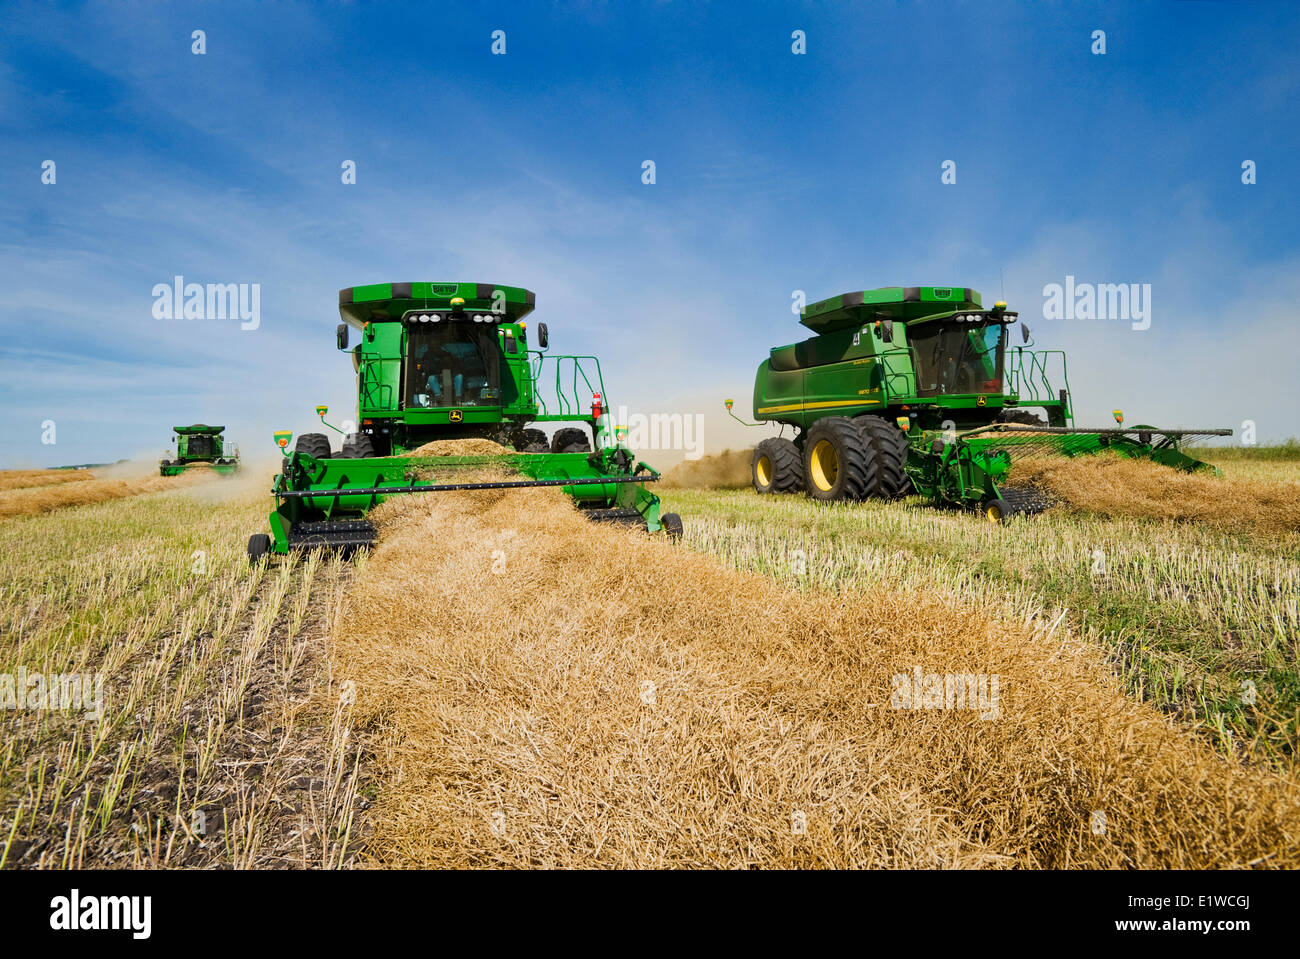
[731,285,1230,521]
[248,282,679,560]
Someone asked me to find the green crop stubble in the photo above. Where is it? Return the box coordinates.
[1195,439,1300,464]
[0,485,360,868]
[662,482,1300,771]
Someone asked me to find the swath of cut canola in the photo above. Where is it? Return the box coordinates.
[1008,453,1300,534]
[0,468,220,521]
[329,442,1300,868]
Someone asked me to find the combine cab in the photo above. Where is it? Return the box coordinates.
[248,282,678,560]
[734,285,1230,519]
[160,424,240,476]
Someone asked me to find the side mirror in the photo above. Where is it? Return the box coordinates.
[1020,322,1030,344]
[337,323,349,350]
[537,322,549,349]
[880,319,894,343]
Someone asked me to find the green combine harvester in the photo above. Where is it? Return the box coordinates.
[247,282,678,560]
[731,285,1230,521]
[160,424,240,476]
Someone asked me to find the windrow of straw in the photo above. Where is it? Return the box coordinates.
[0,469,95,492]
[660,449,754,490]
[331,480,1300,868]
[1008,453,1300,534]
[404,439,516,457]
[0,470,217,521]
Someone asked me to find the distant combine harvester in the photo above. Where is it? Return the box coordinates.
[160,424,240,476]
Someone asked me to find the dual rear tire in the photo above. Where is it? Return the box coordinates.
[513,428,550,453]
[997,409,1047,427]
[551,427,592,454]
[855,415,911,497]
[751,414,912,501]
[802,417,878,502]
[295,432,333,459]
[297,432,376,458]
[340,433,376,458]
[752,438,803,494]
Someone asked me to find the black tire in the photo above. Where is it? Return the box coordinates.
[247,533,272,562]
[983,499,1012,524]
[294,432,333,459]
[551,427,591,454]
[514,428,549,453]
[802,417,878,502]
[752,438,803,494]
[854,415,912,497]
[660,512,684,539]
[340,433,376,458]
[997,409,1046,426]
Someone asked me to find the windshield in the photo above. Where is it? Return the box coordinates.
[185,434,216,459]
[405,324,501,408]
[909,321,1006,397]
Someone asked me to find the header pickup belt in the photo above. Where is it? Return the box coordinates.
[956,425,1232,452]
[961,426,1232,438]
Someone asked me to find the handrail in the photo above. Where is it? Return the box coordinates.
[357,348,606,416]
[529,352,608,417]
[1006,348,1069,405]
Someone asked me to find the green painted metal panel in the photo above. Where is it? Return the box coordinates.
[800,286,983,334]
[340,282,535,328]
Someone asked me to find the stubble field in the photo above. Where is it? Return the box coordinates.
[0,446,1296,868]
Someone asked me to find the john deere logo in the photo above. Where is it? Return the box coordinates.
[431,284,457,296]
[448,410,464,422]
[933,288,952,299]
[976,395,986,407]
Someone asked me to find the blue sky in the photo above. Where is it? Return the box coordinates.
[2,0,1298,467]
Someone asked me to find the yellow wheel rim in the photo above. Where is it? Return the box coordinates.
[810,440,839,492]
[755,455,773,488]
[985,503,1003,523]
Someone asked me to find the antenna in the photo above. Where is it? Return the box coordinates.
[999,267,1005,302]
